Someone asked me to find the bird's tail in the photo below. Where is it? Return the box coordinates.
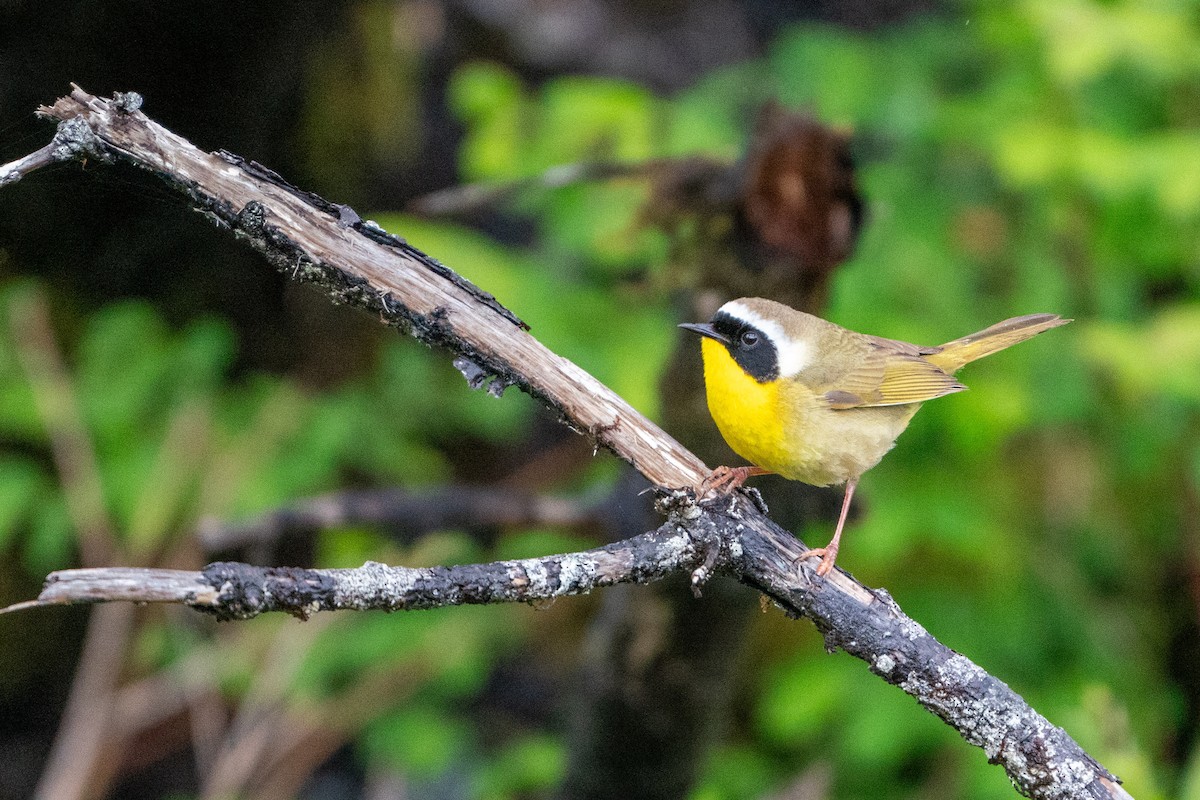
[925,314,1070,374]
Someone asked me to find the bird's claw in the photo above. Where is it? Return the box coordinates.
[699,466,742,496]
[697,466,761,500]
[796,546,839,577]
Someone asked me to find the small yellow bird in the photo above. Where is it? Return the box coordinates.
[680,298,1069,576]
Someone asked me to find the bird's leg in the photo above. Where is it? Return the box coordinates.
[699,465,772,497]
[797,476,859,577]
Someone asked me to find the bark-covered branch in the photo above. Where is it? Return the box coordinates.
[0,87,1130,800]
[31,518,704,621]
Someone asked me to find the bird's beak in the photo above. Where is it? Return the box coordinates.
[678,322,730,344]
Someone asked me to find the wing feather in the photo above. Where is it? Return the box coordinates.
[820,349,965,409]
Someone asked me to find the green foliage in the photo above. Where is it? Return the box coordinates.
[0,288,538,569]
[1083,306,1200,402]
[492,529,586,563]
[419,3,1199,798]
[473,735,566,800]
[0,458,47,552]
[4,1,1197,797]
[447,66,675,276]
[692,746,776,800]
[363,703,473,778]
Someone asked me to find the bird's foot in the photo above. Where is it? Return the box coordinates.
[796,477,855,578]
[698,465,769,499]
[796,545,839,578]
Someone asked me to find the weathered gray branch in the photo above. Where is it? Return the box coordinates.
[0,86,1130,800]
[0,113,111,186]
[33,516,707,619]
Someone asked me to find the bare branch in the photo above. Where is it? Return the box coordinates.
[23,568,220,607]
[26,85,708,491]
[1,87,1130,800]
[197,485,601,553]
[408,159,663,218]
[30,520,704,620]
[0,111,113,186]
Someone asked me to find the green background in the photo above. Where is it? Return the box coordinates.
[0,1,1197,798]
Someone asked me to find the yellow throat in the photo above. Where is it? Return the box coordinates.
[699,336,791,475]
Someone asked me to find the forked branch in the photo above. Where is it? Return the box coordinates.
[0,87,1128,800]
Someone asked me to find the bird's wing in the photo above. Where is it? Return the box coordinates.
[820,349,966,409]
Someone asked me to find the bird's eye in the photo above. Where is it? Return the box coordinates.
[740,331,759,347]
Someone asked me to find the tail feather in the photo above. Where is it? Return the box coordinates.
[925,313,1070,374]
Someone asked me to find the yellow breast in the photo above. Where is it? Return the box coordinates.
[700,337,810,479]
[700,338,918,486]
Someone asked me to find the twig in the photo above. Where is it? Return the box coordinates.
[407,159,661,217]
[197,485,601,553]
[0,87,1131,800]
[0,112,112,187]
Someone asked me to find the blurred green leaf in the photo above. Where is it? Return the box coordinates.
[690,745,776,800]
[23,495,73,574]
[77,303,174,440]
[1182,735,1200,800]
[0,286,41,440]
[1025,0,1199,87]
[363,704,471,777]
[315,526,391,569]
[1081,306,1200,402]
[451,62,528,180]
[474,734,566,800]
[491,528,590,563]
[0,458,45,550]
[450,61,525,124]
[755,650,849,745]
[536,77,657,166]
[770,27,881,126]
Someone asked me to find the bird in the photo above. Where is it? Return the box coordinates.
[679,297,1070,577]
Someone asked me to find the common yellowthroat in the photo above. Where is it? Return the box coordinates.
[680,298,1069,576]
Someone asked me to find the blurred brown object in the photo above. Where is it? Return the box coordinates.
[648,102,862,316]
[736,103,862,309]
